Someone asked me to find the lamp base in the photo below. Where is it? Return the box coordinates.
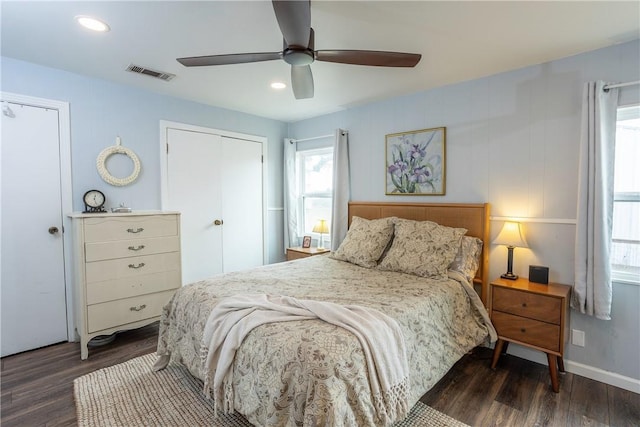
[500,273,519,280]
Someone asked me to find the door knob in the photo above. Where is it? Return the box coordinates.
[213,219,223,226]
[48,226,59,234]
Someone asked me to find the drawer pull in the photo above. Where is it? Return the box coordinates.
[127,227,144,234]
[521,303,527,307]
[128,262,146,269]
[520,328,526,333]
[128,245,146,251]
[129,304,147,312]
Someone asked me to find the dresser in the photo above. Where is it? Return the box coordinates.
[286,247,330,261]
[490,277,571,392]
[69,211,181,359]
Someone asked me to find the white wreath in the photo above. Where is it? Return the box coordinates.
[96,138,141,186]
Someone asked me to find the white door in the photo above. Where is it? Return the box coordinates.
[219,136,263,273]
[1,102,68,356]
[166,129,264,284]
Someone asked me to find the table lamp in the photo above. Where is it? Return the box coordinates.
[312,219,329,250]
[493,221,528,280]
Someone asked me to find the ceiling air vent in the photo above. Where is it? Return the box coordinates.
[126,64,175,81]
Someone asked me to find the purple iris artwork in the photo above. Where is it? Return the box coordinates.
[386,127,445,195]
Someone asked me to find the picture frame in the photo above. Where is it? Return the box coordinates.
[302,235,312,248]
[385,127,446,195]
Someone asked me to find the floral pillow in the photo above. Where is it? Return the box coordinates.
[330,216,395,268]
[377,219,466,279]
[449,236,483,283]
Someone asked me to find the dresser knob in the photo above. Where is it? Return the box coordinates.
[128,262,145,269]
[522,303,527,307]
[520,328,526,333]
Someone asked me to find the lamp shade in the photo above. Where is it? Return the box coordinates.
[312,219,329,234]
[492,221,528,248]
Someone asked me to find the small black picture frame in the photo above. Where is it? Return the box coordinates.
[302,235,312,248]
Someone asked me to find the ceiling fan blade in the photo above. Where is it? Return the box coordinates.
[177,52,282,67]
[315,50,421,67]
[291,65,314,99]
[272,0,311,47]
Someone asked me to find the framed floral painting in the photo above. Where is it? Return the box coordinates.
[385,127,446,195]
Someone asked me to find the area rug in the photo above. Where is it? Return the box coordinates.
[74,353,469,427]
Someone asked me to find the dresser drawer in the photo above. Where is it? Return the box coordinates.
[85,236,180,262]
[85,252,181,283]
[83,215,178,243]
[87,289,176,333]
[492,287,561,324]
[86,270,181,305]
[492,311,560,352]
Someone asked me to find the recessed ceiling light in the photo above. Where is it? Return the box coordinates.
[271,82,286,90]
[75,15,110,32]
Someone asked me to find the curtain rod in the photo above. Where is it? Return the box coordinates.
[292,134,333,143]
[603,80,640,91]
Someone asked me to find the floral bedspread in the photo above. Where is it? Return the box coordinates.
[157,255,493,427]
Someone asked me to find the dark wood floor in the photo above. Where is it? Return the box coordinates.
[1,323,638,427]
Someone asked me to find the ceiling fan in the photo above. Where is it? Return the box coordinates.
[176,0,421,99]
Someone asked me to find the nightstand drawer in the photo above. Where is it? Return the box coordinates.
[492,311,560,352]
[493,286,561,324]
[287,250,309,261]
[286,247,330,261]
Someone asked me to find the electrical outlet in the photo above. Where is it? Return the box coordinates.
[572,329,585,347]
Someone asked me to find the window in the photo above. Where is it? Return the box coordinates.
[296,147,333,239]
[612,105,640,283]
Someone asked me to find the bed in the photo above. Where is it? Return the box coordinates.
[156,202,496,426]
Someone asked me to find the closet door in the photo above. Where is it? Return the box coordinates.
[220,136,263,273]
[166,129,263,284]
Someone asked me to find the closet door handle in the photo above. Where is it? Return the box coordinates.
[213,219,223,226]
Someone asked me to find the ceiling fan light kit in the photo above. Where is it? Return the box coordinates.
[177,0,421,100]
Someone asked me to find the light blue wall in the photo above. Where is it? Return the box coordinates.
[1,56,287,263]
[3,38,639,385]
[289,40,640,384]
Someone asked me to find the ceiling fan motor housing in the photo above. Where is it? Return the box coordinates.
[283,48,314,66]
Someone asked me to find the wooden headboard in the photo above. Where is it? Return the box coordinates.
[348,201,491,307]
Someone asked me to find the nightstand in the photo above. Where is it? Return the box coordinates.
[286,247,330,261]
[490,277,571,393]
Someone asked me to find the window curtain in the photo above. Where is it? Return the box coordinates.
[572,81,619,320]
[331,129,350,251]
[283,138,298,253]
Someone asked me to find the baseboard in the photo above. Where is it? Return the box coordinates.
[564,360,640,394]
[505,345,640,394]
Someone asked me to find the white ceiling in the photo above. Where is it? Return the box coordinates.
[2,1,639,123]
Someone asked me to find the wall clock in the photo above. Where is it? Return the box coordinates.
[83,189,106,213]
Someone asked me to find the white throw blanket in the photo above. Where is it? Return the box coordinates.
[201,294,410,425]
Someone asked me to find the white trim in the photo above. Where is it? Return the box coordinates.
[159,120,269,265]
[565,360,640,394]
[504,344,640,393]
[490,216,577,225]
[1,91,75,341]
